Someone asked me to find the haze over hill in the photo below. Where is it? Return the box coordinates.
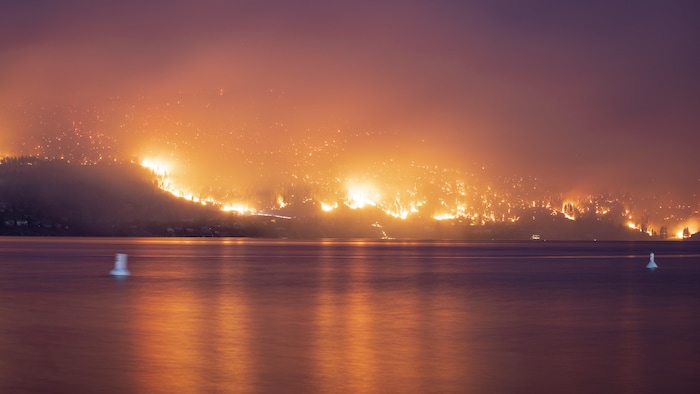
[1,1,699,211]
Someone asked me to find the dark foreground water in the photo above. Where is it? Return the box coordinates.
[1,238,700,393]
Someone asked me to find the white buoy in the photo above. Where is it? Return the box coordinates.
[646,252,658,270]
[110,253,131,276]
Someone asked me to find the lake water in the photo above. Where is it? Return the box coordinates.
[1,237,700,393]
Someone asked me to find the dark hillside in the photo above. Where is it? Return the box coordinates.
[0,157,258,236]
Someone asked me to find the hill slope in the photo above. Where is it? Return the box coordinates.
[0,157,261,236]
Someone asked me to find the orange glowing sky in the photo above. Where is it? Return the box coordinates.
[1,0,699,201]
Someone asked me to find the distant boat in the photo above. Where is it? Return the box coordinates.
[530,234,541,240]
[110,253,131,276]
[647,253,658,270]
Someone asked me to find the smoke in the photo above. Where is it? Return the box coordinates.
[1,1,699,200]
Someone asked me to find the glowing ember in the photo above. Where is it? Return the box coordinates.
[276,195,288,208]
[321,202,337,212]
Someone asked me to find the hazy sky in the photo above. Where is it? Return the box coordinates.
[1,0,699,195]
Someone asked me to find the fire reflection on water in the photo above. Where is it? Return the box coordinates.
[3,238,700,392]
[125,242,471,393]
[130,253,254,392]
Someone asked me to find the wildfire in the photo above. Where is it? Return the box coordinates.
[674,224,696,239]
[139,157,253,214]
[434,213,456,221]
[344,183,379,210]
[140,158,170,178]
[135,154,693,240]
[222,203,256,215]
